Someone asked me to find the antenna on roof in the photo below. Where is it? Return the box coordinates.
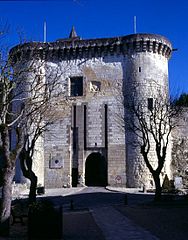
[44,21,47,43]
[134,16,137,34]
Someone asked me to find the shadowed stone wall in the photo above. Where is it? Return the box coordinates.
[171,109,188,187]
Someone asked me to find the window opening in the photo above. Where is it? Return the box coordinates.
[148,98,153,111]
[70,76,83,96]
[90,81,101,92]
[84,105,87,150]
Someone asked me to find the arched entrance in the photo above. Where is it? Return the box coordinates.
[85,152,107,186]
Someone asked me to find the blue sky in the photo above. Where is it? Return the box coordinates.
[0,0,187,96]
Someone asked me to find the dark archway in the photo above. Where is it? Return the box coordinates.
[85,152,107,186]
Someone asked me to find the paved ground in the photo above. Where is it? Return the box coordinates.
[7,186,158,239]
[3,186,188,239]
[63,210,104,240]
[40,187,157,239]
[91,206,158,240]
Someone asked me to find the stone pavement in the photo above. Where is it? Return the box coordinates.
[63,210,104,240]
[63,204,159,240]
[56,187,158,240]
[91,206,159,240]
[8,186,159,239]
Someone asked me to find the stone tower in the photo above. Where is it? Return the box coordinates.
[122,34,172,188]
[10,30,172,189]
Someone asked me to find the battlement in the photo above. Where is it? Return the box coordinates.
[10,33,172,63]
[122,33,172,58]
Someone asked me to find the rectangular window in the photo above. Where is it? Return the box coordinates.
[139,67,141,72]
[148,98,153,111]
[70,76,83,96]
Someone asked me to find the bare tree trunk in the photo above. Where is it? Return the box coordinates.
[27,171,37,204]
[0,126,23,236]
[0,167,15,236]
[141,148,162,201]
[153,172,162,202]
[20,151,37,204]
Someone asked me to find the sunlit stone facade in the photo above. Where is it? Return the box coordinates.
[11,31,173,188]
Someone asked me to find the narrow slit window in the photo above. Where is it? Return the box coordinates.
[84,105,87,150]
[139,67,141,72]
[148,98,153,111]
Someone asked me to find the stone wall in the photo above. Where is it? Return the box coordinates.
[43,55,126,188]
[10,33,173,189]
[171,109,188,187]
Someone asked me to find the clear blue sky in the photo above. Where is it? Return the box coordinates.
[0,0,187,96]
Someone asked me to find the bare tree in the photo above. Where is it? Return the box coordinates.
[19,92,72,204]
[19,114,50,204]
[0,47,24,236]
[124,93,181,201]
[111,78,181,201]
[0,37,72,235]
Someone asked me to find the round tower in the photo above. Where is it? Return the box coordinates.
[123,34,172,188]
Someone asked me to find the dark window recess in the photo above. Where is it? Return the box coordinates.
[70,77,83,96]
[139,67,141,72]
[73,105,76,128]
[72,168,78,187]
[73,129,77,153]
[104,104,108,149]
[148,98,153,111]
[73,105,77,153]
[84,105,87,150]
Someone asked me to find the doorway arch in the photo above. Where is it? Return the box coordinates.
[85,152,107,186]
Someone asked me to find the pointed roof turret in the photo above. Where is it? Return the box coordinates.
[69,26,77,38]
[69,26,80,40]
[56,26,81,42]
